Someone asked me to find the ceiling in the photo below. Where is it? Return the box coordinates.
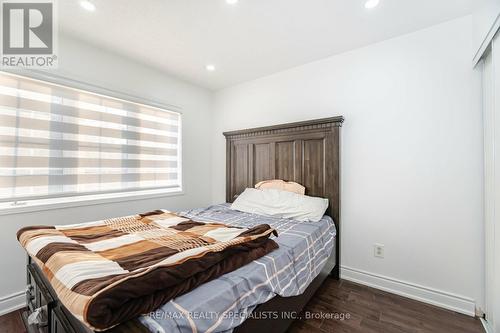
[59,0,484,90]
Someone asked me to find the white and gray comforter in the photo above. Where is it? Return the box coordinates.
[139,203,336,333]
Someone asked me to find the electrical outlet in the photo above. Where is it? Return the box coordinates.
[374,243,384,258]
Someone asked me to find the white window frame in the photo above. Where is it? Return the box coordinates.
[0,69,184,215]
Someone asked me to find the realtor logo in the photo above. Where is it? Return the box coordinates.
[1,0,58,68]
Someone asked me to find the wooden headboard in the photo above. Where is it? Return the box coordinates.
[223,116,344,276]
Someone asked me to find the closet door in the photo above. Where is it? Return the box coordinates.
[494,35,500,333]
[483,45,494,333]
[483,34,500,333]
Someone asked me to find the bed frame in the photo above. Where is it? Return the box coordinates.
[21,116,344,333]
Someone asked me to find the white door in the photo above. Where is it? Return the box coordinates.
[483,33,500,333]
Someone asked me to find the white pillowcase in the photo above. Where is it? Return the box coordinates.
[230,188,328,222]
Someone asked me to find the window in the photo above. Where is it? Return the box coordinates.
[0,72,182,207]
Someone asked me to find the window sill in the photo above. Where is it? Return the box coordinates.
[0,187,184,216]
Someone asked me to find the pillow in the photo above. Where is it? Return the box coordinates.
[231,188,328,222]
[254,179,305,195]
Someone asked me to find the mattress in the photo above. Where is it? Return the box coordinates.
[139,203,336,333]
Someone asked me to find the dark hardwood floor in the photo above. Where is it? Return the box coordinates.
[0,309,25,333]
[0,279,484,333]
[288,279,484,333]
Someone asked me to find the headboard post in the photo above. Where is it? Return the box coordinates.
[223,116,344,279]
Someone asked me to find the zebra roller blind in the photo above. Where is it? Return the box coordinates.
[0,72,182,203]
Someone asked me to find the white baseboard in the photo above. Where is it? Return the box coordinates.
[341,266,476,317]
[0,291,26,316]
[481,318,494,333]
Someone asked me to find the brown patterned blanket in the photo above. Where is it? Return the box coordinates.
[17,210,278,331]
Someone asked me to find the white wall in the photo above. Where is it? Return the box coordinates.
[211,16,484,315]
[0,35,213,314]
[473,0,500,58]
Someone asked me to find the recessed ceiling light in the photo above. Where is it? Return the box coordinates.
[206,64,216,72]
[226,0,238,4]
[80,0,96,12]
[364,0,379,9]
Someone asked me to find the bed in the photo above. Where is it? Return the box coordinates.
[20,116,344,333]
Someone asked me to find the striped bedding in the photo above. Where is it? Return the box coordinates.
[17,209,278,331]
[140,204,336,333]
